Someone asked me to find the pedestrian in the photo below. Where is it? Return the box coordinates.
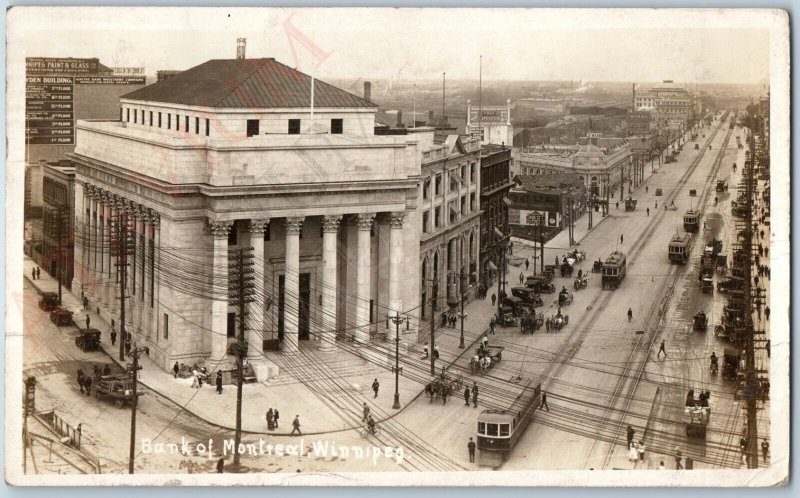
[110,326,117,346]
[191,374,199,389]
[482,335,488,349]
[85,314,91,331]
[265,408,274,430]
[83,375,93,396]
[291,415,302,435]
[468,437,476,463]
[525,258,530,271]
[646,186,648,193]
[540,391,549,411]
[77,369,85,393]
[216,457,224,473]
[441,387,448,405]
[362,402,370,422]
[31,267,36,280]
[626,425,636,447]
[36,267,41,279]
[519,272,524,285]
[765,246,769,258]
[627,308,633,322]
[765,306,770,321]
[489,317,496,335]
[760,229,764,239]
[472,383,479,408]
[628,443,638,462]
[655,201,658,209]
[675,448,683,470]
[464,386,471,406]
[173,362,179,379]
[372,378,380,398]
[274,409,280,428]
[761,439,769,461]
[638,441,646,461]
[658,461,666,470]
[647,208,650,217]
[83,296,89,310]
[103,364,111,376]
[125,337,131,356]
[658,339,667,358]
[754,275,759,287]
[620,234,624,244]
[422,342,429,359]
[616,201,619,209]
[491,293,496,306]
[216,371,223,394]
[758,244,763,257]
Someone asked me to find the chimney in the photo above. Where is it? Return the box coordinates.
[364,81,372,101]
[428,110,434,125]
[396,110,403,127]
[236,38,246,60]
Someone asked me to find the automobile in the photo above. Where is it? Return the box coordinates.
[655,188,663,196]
[510,287,544,307]
[693,312,708,331]
[75,329,102,352]
[38,292,60,312]
[501,296,534,317]
[525,276,556,294]
[50,307,74,326]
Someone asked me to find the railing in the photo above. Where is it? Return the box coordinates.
[36,410,82,450]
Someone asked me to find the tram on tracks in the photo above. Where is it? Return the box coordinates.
[476,381,542,466]
[683,210,700,232]
[668,233,693,264]
[601,250,627,290]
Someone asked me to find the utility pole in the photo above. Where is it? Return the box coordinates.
[111,207,135,362]
[128,345,148,473]
[458,272,468,349]
[228,246,255,468]
[742,130,759,469]
[389,312,408,409]
[55,206,67,305]
[430,281,438,376]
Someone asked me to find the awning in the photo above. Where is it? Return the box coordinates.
[502,197,513,207]
[487,261,498,270]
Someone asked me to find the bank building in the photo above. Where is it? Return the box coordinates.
[70,56,424,376]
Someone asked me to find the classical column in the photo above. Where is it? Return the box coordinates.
[355,213,375,344]
[320,215,342,352]
[386,212,405,341]
[149,211,160,337]
[72,183,85,292]
[247,218,270,357]
[448,237,457,304]
[283,217,304,353]
[208,219,233,363]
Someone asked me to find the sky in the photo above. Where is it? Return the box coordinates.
[8,7,773,85]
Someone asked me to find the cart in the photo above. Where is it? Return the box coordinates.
[574,274,588,290]
[75,329,102,352]
[701,277,714,294]
[558,289,574,306]
[50,308,74,326]
[545,313,569,331]
[722,349,740,381]
[38,292,59,312]
[469,346,504,374]
[92,374,142,408]
[559,259,574,277]
[684,405,711,439]
[692,312,708,331]
[624,197,637,211]
[689,189,697,196]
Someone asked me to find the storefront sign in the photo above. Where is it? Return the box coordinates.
[26,76,74,145]
[26,57,98,75]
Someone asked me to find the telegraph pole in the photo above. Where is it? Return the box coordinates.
[128,345,147,474]
[229,246,255,468]
[742,130,759,469]
[111,207,134,362]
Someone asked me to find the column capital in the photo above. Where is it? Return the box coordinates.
[248,218,270,234]
[207,219,233,239]
[322,215,343,233]
[388,211,407,228]
[147,209,160,228]
[285,216,304,235]
[355,213,376,231]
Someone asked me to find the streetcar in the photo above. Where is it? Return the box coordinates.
[601,250,626,290]
[477,381,542,466]
[683,210,700,232]
[668,233,693,264]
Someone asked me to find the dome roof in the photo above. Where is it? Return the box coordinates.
[574,143,605,159]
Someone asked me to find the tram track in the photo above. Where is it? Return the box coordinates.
[588,118,735,469]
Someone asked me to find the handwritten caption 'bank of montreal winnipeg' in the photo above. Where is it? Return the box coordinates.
[141,438,406,466]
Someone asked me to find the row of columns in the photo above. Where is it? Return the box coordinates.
[207,211,406,361]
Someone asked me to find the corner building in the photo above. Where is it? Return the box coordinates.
[70,58,422,373]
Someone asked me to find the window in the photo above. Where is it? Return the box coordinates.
[158,112,162,128]
[423,211,430,233]
[134,109,137,124]
[167,114,171,129]
[331,118,343,134]
[461,195,466,215]
[149,111,153,126]
[470,192,477,211]
[288,119,301,134]
[435,206,441,228]
[195,117,199,134]
[369,299,374,323]
[119,108,123,121]
[205,118,210,137]
[450,169,458,192]
[163,313,169,339]
[478,422,486,435]
[141,110,145,124]
[499,424,510,437]
[461,165,467,185]
[487,423,499,437]
[471,163,477,183]
[423,179,431,200]
[185,115,189,132]
[247,119,260,137]
[435,174,442,195]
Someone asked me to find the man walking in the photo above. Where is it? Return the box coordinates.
[638,441,646,461]
[36,267,41,279]
[464,386,471,406]
[468,437,476,463]
[216,457,224,473]
[173,362,180,379]
[273,409,280,428]
[291,415,302,436]
[658,339,667,359]
[472,383,479,408]
[77,369,85,394]
[372,378,380,398]
[525,258,530,271]
[761,439,769,461]
[489,316,496,335]
[85,314,91,332]
[627,308,633,322]
[491,293,496,306]
[765,306,770,321]
[620,234,624,244]
[626,425,636,448]
[362,402,370,422]
[31,267,36,280]
[540,391,549,411]
[110,325,117,346]
[216,371,223,394]
[83,296,89,310]
[675,448,683,470]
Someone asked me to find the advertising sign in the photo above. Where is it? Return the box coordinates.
[111,67,145,76]
[469,105,509,124]
[75,76,146,85]
[26,76,74,144]
[26,57,98,75]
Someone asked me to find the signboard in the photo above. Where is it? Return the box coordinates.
[469,105,509,125]
[26,57,98,75]
[75,76,146,85]
[112,67,145,76]
[26,76,74,145]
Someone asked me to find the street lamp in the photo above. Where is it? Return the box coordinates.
[388,312,409,409]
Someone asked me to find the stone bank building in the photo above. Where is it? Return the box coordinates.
[70,58,423,374]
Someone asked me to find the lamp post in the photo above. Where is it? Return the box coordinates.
[389,312,408,409]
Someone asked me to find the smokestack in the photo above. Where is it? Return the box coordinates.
[364,81,372,101]
[428,110,434,125]
[236,38,246,60]
[632,83,636,111]
[396,110,403,127]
